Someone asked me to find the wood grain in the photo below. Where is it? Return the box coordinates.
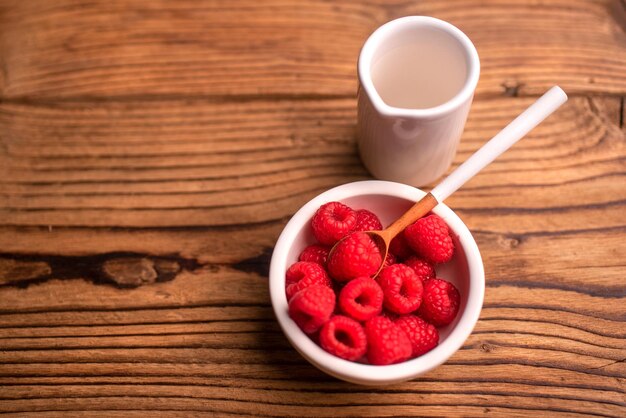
[0,0,625,99]
[0,0,625,417]
[0,97,623,226]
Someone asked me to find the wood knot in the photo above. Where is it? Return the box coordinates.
[497,235,520,249]
[481,343,496,353]
[232,247,273,278]
[0,253,189,289]
[501,80,523,97]
[102,258,159,288]
[0,258,51,285]
[153,259,182,282]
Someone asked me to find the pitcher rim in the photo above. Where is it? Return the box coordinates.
[358,16,480,119]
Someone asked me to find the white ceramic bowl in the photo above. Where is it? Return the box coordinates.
[269,181,484,385]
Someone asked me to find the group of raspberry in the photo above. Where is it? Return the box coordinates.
[286,201,460,366]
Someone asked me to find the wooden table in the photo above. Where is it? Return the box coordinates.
[0,1,624,416]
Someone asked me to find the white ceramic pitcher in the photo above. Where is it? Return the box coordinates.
[357,16,480,186]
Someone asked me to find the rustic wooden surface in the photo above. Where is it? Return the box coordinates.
[0,0,625,416]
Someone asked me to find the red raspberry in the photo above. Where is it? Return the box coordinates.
[395,315,439,357]
[419,278,460,327]
[327,232,382,282]
[404,256,435,281]
[338,277,383,321]
[285,261,332,300]
[311,202,357,245]
[383,252,397,269]
[298,244,330,266]
[404,214,454,264]
[389,233,413,260]
[319,315,367,361]
[354,209,383,232]
[365,316,412,365]
[377,264,424,314]
[381,309,400,321]
[288,285,336,334]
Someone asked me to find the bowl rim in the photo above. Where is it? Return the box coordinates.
[269,180,484,385]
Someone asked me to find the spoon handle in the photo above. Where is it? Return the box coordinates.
[431,86,568,202]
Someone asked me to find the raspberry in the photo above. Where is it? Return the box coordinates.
[404,256,435,281]
[319,315,367,361]
[327,232,382,282]
[354,209,383,232]
[339,277,383,321]
[288,285,336,334]
[418,278,460,327]
[298,244,330,266]
[377,264,424,314]
[286,261,328,286]
[365,316,412,365]
[383,252,397,269]
[404,214,454,264]
[285,261,332,300]
[389,233,413,260]
[395,315,439,357]
[381,309,400,321]
[311,202,357,245]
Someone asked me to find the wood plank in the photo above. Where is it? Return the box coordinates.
[0,310,623,359]
[1,318,623,362]
[0,329,623,368]
[0,97,623,229]
[0,372,623,402]
[0,258,623,318]
[0,266,270,312]
[0,413,220,418]
[0,384,624,416]
[0,306,622,343]
[2,316,622,351]
[0,0,624,99]
[1,362,623,416]
[2,362,624,393]
[0,305,274,328]
[0,376,623,402]
[0,386,622,417]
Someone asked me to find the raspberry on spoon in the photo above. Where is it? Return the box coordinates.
[327,232,382,282]
[354,209,383,232]
[404,214,454,264]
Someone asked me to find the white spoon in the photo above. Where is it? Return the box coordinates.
[330,86,568,274]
